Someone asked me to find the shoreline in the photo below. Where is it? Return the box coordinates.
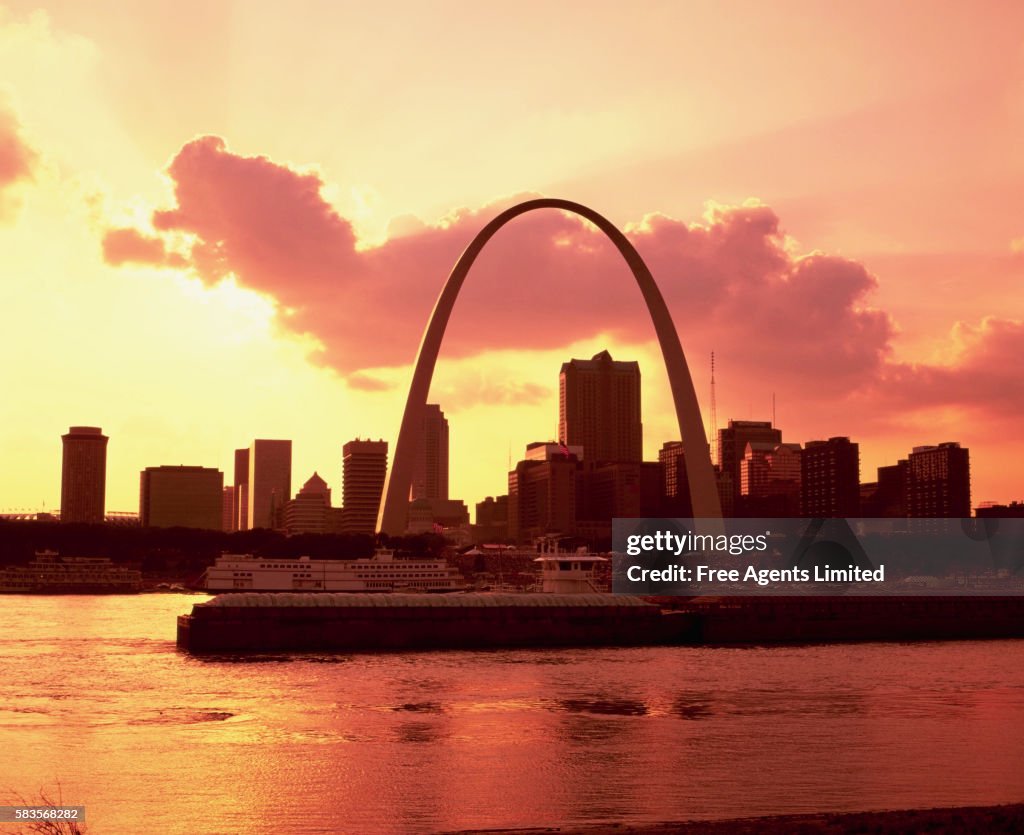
[448,803,1024,834]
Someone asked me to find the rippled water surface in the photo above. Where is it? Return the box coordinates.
[2,595,1024,833]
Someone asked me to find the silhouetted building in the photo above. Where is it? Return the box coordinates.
[139,465,223,530]
[906,443,970,517]
[740,441,801,516]
[233,448,249,531]
[60,426,108,524]
[718,420,781,505]
[716,468,736,517]
[659,441,692,516]
[860,460,908,516]
[508,453,578,543]
[976,501,1024,518]
[800,437,860,517]
[577,460,665,523]
[341,439,387,535]
[559,350,642,462]
[411,403,449,501]
[525,441,584,461]
[285,472,332,535]
[407,498,470,533]
[474,495,509,542]
[246,440,292,530]
[221,486,235,532]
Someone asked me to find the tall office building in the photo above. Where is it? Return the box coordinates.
[740,442,802,516]
[658,441,692,516]
[247,439,292,530]
[577,460,665,523]
[285,472,332,535]
[139,465,223,530]
[508,453,578,543]
[233,448,249,531]
[717,420,781,505]
[906,442,970,517]
[341,439,388,535]
[411,404,449,501]
[800,437,860,517]
[559,350,642,463]
[60,426,108,524]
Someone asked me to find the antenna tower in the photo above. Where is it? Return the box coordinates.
[710,351,718,465]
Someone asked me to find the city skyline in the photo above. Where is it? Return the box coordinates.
[21,372,999,528]
[2,2,1024,514]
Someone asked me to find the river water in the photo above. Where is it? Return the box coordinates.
[2,595,1023,834]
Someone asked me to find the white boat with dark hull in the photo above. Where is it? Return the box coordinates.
[0,551,142,594]
[204,549,466,593]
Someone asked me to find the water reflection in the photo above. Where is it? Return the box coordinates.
[2,596,1024,834]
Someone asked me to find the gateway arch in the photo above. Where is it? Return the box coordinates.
[377,197,722,535]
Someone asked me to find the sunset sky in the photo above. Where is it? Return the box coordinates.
[1,1,1022,515]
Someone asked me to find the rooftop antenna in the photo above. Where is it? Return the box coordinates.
[709,351,718,465]
[772,392,776,426]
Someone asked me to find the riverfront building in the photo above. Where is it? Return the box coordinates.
[139,465,224,530]
[800,436,860,517]
[341,439,388,535]
[60,426,108,524]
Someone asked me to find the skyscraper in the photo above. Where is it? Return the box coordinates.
[717,420,781,506]
[906,442,970,517]
[559,350,642,463]
[800,437,860,517]
[60,426,108,524]
[341,439,388,535]
[139,465,224,530]
[411,403,449,501]
[233,448,249,531]
[247,439,292,530]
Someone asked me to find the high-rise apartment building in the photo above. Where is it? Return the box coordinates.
[906,442,970,517]
[341,439,388,535]
[247,440,292,530]
[559,350,642,463]
[233,448,249,531]
[411,404,449,501]
[139,465,224,529]
[60,426,108,524]
[800,437,860,517]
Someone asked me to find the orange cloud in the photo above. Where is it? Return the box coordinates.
[0,107,37,219]
[108,136,1024,422]
[102,227,187,268]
